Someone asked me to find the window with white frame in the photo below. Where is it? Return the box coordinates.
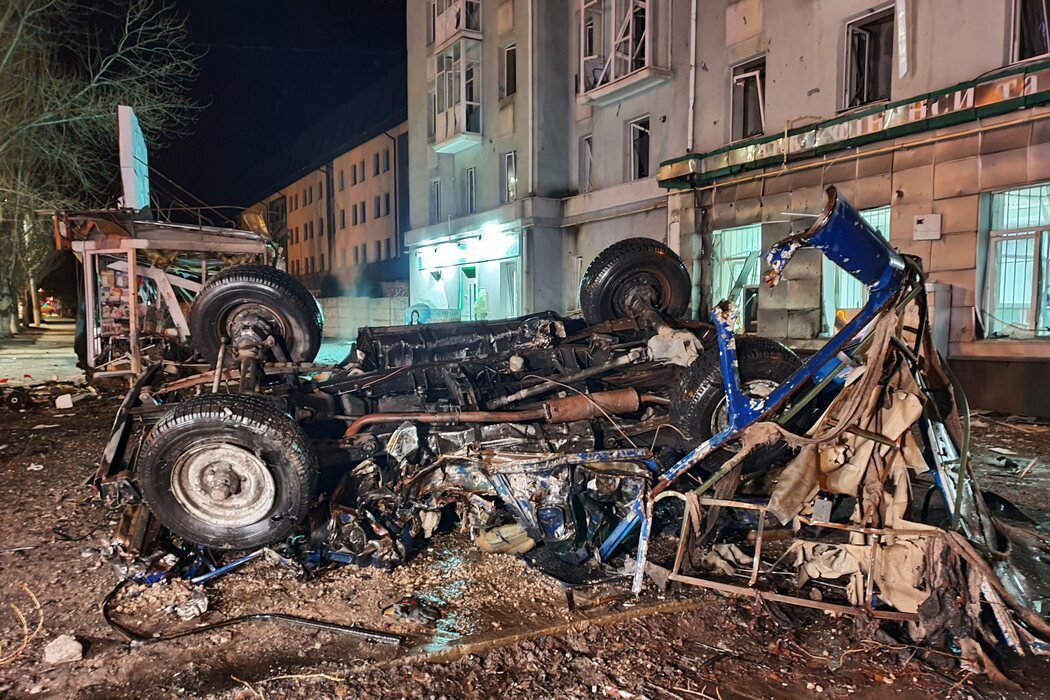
[821,207,889,334]
[1015,0,1050,61]
[579,0,651,93]
[731,57,766,141]
[843,7,894,109]
[628,116,650,180]
[464,166,477,214]
[432,0,481,45]
[580,134,593,192]
[502,44,517,98]
[711,223,763,330]
[984,184,1050,337]
[432,39,482,142]
[430,179,441,224]
[502,152,518,203]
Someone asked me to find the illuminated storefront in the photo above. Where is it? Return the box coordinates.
[408,222,522,322]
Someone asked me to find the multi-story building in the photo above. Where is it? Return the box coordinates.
[656,0,1050,414]
[248,69,409,301]
[407,0,1050,415]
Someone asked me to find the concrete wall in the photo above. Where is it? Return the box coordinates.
[319,295,409,340]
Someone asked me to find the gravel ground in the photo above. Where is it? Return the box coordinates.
[0,394,1048,699]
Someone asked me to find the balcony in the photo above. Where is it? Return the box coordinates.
[433,0,481,51]
[429,38,482,154]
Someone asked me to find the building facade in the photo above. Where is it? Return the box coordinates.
[406,0,1050,414]
[657,0,1050,415]
[253,121,410,299]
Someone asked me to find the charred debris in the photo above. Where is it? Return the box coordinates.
[75,187,1047,671]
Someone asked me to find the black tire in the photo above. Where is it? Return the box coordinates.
[5,389,30,410]
[579,238,690,325]
[137,393,318,550]
[670,336,805,471]
[189,265,323,364]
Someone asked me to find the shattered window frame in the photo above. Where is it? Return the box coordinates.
[710,222,762,330]
[842,6,895,110]
[1014,0,1050,62]
[730,56,766,142]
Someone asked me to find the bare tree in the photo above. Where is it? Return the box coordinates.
[0,0,200,336]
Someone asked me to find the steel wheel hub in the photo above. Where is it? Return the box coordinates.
[171,443,276,527]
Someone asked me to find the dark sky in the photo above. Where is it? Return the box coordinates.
[151,0,406,212]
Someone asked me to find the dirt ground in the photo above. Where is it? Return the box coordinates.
[1,394,1048,699]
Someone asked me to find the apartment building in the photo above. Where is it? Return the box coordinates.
[655,0,1050,414]
[406,1,1050,413]
[406,0,696,320]
[248,69,408,300]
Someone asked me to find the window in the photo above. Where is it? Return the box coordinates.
[338,170,344,191]
[308,185,313,204]
[430,179,441,224]
[711,223,763,331]
[579,0,650,92]
[352,204,358,226]
[1015,0,1050,61]
[310,256,315,273]
[427,89,437,139]
[341,249,346,268]
[360,201,366,223]
[374,195,381,219]
[502,152,518,203]
[375,240,382,261]
[354,246,360,265]
[984,184,1050,337]
[844,7,894,109]
[318,180,323,197]
[351,166,358,186]
[362,244,368,264]
[385,238,392,259]
[427,0,436,43]
[580,135,593,193]
[822,207,890,334]
[301,189,306,206]
[731,57,766,141]
[318,217,324,237]
[373,153,380,176]
[384,192,391,216]
[308,220,314,239]
[340,209,346,229]
[502,44,517,97]
[294,226,299,244]
[628,117,650,180]
[383,148,391,172]
[464,167,477,214]
[320,253,325,271]
[359,160,365,181]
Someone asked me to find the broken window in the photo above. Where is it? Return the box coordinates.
[1016,0,1050,61]
[430,179,441,224]
[432,39,482,143]
[501,152,517,203]
[984,184,1050,337]
[579,0,651,93]
[580,134,593,193]
[731,57,766,141]
[822,207,890,335]
[502,43,517,98]
[628,116,649,181]
[844,7,894,109]
[711,223,762,332]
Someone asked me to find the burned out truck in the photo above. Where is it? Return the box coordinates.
[94,188,1049,660]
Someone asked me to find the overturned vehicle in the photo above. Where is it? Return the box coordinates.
[100,188,1049,662]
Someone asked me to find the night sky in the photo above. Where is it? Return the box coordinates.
[151,0,406,212]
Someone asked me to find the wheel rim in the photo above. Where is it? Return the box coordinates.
[170,443,276,528]
[610,269,671,318]
[225,302,290,345]
[710,379,780,442]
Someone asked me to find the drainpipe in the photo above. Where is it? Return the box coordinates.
[527,0,535,195]
[686,0,698,153]
[383,130,400,256]
[690,189,703,321]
